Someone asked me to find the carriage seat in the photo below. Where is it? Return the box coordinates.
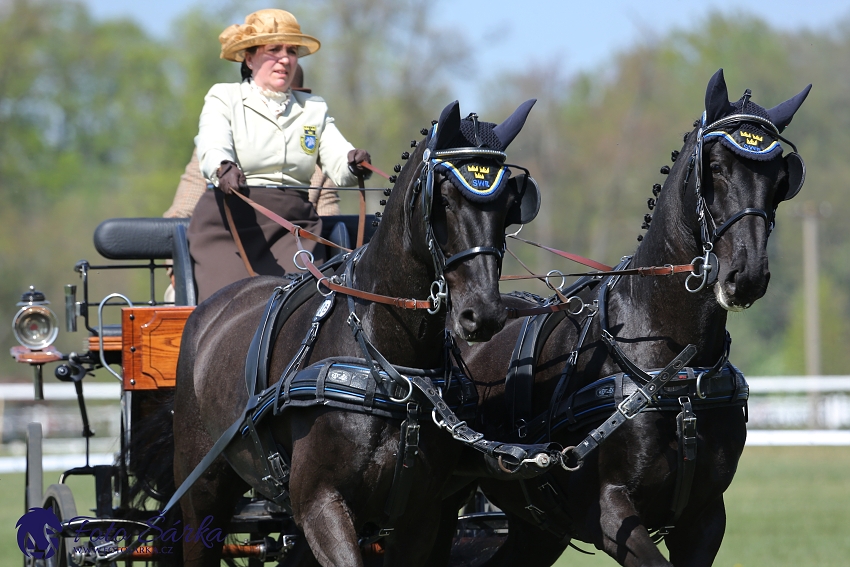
[92,215,378,307]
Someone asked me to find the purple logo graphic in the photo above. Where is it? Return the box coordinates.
[16,508,62,559]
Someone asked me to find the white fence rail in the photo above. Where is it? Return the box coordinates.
[0,378,848,454]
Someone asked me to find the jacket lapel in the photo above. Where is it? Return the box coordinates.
[241,81,280,128]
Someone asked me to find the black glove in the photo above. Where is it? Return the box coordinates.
[347,149,372,177]
[216,160,247,195]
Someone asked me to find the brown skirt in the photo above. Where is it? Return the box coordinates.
[187,188,324,303]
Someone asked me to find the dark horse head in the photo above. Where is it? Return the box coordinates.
[372,99,541,343]
[664,69,810,311]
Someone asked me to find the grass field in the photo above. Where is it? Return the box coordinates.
[1,446,848,566]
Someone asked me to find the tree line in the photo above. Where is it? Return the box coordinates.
[1,0,848,379]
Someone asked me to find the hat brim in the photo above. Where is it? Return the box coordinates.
[221,33,321,62]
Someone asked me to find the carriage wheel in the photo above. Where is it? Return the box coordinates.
[41,484,78,567]
[25,423,43,512]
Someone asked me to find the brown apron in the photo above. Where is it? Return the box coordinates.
[187,187,324,303]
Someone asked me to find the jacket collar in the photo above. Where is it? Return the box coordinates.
[240,81,303,127]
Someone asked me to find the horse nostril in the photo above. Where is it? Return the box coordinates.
[459,309,479,335]
[725,268,738,292]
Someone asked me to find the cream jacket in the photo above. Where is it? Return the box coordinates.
[195,82,359,189]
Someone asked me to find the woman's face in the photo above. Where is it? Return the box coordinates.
[245,44,299,92]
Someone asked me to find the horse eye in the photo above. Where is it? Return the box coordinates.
[440,195,450,207]
[710,163,721,173]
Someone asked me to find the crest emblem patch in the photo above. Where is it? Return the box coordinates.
[434,159,509,201]
[300,125,318,154]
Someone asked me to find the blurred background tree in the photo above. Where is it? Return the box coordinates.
[1,0,847,379]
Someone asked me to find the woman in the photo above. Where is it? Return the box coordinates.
[189,9,371,302]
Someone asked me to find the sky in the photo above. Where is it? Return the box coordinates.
[77,0,850,108]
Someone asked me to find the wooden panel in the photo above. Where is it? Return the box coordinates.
[122,307,194,390]
[87,336,123,352]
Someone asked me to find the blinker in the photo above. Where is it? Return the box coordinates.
[506,174,541,226]
[780,152,806,202]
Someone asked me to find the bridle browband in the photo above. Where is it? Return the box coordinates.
[684,113,798,292]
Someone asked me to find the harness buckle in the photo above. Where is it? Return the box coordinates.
[618,388,651,420]
[264,452,290,487]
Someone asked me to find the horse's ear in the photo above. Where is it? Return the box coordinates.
[767,84,812,133]
[704,69,735,125]
[493,99,536,150]
[431,100,462,151]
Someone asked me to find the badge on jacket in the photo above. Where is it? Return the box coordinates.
[301,125,318,154]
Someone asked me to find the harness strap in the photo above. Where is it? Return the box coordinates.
[569,344,697,463]
[383,402,421,521]
[546,308,597,440]
[655,396,698,538]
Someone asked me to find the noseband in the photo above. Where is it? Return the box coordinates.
[683,113,800,292]
[414,145,509,313]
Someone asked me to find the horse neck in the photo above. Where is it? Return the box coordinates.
[348,164,447,367]
[610,130,729,366]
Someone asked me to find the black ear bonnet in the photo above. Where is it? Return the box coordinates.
[425,99,541,224]
[701,69,811,201]
[702,98,783,161]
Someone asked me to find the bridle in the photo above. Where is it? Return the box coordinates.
[414,140,510,313]
[683,112,801,292]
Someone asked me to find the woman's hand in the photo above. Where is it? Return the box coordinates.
[347,149,372,177]
[216,160,247,195]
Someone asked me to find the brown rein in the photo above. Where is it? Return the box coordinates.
[220,166,697,318]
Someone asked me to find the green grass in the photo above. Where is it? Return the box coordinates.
[1,447,848,565]
[0,471,97,565]
[554,446,850,567]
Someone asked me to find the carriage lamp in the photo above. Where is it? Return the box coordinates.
[12,286,59,350]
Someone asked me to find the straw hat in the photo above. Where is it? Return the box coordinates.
[219,9,321,62]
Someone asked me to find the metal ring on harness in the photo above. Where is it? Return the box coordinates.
[428,277,448,315]
[316,276,333,297]
[696,372,708,399]
[545,269,567,293]
[560,446,582,471]
[293,249,314,271]
[566,295,586,316]
[389,375,415,404]
[685,244,714,293]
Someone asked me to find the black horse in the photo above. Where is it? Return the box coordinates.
[165,100,553,567]
[438,70,810,567]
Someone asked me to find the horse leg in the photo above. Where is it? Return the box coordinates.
[173,378,248,566]
[291,485,362,567]
[664,496,726,567]
[598,484,671,567]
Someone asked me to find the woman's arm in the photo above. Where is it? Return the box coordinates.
[195,84,239,184]
[317,116,359,187]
